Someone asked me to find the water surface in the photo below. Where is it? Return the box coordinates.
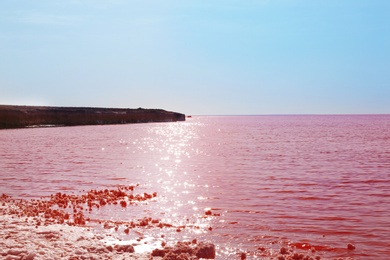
[1,115,389,258]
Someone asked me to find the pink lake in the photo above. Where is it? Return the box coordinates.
[1,115,389,259]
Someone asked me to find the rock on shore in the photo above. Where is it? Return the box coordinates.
[151,240,216,259]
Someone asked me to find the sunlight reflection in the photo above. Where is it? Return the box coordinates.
[112,121,217,247]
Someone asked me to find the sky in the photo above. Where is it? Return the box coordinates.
[1,0,389,115]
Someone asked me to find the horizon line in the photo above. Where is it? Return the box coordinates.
[189,113,390,116]
[1,104,389,117]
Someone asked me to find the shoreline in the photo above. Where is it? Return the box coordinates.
[0,187,216,260]
[0,187,346,260]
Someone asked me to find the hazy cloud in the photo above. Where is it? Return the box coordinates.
[18,12,84,26]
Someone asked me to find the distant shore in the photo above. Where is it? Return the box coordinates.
[0,105,185,129]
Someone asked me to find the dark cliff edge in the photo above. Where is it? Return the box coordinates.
[0,105,185,129]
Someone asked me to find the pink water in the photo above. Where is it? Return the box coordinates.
[1,115,390,259]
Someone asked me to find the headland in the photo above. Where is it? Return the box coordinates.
[0,105,185,129]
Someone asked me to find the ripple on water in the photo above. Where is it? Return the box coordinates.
[1,116,390,258]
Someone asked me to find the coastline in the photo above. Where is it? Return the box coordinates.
[0,105,185,129]
[0,187,216,260]
[0,188,155,259]
[0,188,339,260]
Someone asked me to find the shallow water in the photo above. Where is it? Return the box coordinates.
[1,115,390,259]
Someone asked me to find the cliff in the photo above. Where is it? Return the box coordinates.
[0,105,185,129]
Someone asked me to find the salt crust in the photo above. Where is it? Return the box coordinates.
[0,207,153,260]
[0,187,217,260]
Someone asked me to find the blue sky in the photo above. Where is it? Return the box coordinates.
[1,0,389,115]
